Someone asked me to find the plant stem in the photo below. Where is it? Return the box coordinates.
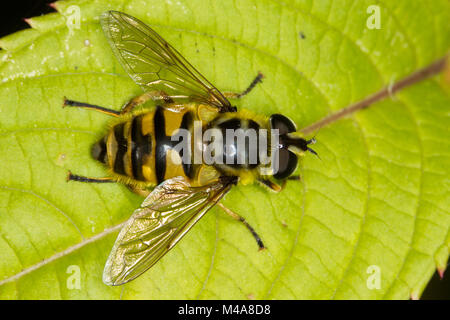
[301,55,448,135]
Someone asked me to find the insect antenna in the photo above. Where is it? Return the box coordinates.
[281,134,320,158]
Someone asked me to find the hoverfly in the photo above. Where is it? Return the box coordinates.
[65,11,317,286]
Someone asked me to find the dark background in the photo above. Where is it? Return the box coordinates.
[0,0,56,38]
[0,0,448,300]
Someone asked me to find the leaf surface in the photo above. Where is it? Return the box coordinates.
[0,0,449,299]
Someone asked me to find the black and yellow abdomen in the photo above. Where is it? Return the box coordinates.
[92,105,196,187]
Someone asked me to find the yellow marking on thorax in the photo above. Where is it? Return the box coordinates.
[196,165,220,185]
[238,170,259,185]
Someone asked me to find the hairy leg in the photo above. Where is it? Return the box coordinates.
[217,202,265,250]
[222,72,264,99]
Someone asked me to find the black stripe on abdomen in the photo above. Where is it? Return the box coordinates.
[180,111,193,179]
[113,122,127,175]
[154,106,167,184]
[131,115,151,181]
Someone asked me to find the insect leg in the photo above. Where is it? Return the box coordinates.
[217,203,265,250]
[120,91,174,114]
[67,172,153,196]
[63,97,120,117]
[66,171,116,183]
[258,176,301,192]
[257,179,285,193]
[223,72,264,99]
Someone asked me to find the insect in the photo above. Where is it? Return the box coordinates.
[64,11,317,286]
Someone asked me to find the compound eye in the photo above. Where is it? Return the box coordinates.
[273,148,298,180]
[269,114,297,135]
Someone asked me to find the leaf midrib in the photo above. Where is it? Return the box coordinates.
[0,221,125,286]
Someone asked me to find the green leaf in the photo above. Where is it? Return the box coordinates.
[0,0,449,299]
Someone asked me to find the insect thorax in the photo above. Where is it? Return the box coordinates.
[205,116,270,177]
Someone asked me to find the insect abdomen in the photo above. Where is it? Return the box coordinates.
[93,107,195,185]
[92,112,154,183]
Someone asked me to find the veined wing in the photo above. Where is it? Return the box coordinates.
[103,176,237,286]
[101,11,232,110]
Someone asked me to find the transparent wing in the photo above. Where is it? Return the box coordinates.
[101,11,232,109]
[103,176,236,286]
